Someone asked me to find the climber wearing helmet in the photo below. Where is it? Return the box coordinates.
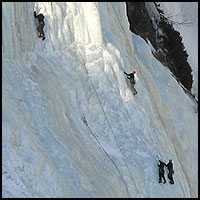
[166,159,174,184]
[34,11,46,40]
[124,70,137,95]
[158,160,167,184]
[124,70,136,84]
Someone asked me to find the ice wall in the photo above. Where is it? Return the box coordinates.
[2,2,198,198]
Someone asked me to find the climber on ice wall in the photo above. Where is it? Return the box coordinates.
[166,159,174,184]
[158,160,167,184]
[34,11,46,40]
[124,70,137,95]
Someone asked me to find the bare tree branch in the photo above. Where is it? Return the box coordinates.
[165,12,194,28]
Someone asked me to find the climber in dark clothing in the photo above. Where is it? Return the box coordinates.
[124,70,136,85]
[124,70,137,95]
[158,160,166,184]
[34,11,45,40]
[166,160,174,184]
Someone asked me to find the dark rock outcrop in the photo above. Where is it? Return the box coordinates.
[125,2,193,92]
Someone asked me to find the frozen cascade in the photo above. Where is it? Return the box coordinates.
[2,2,198,198]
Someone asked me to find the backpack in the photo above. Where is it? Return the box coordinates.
[37,14,45,23]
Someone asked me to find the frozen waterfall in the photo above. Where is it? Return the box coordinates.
[2,2,198,198]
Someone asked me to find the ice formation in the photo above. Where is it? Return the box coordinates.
[2,2,198,198]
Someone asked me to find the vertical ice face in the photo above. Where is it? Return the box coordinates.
[2,2,36,59]
[2,2,198,198]
[2,2,104,59]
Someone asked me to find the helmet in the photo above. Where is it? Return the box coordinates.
[169,159,172,162]
[132,70,136,74]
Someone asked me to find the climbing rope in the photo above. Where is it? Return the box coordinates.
[77,46,141,196]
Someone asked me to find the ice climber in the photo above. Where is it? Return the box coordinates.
[158,160,166,184]
[166,159,174,184]
[34,11,46,40]
[124,70,137,95]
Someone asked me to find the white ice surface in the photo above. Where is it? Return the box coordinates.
[2,2,198,198]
